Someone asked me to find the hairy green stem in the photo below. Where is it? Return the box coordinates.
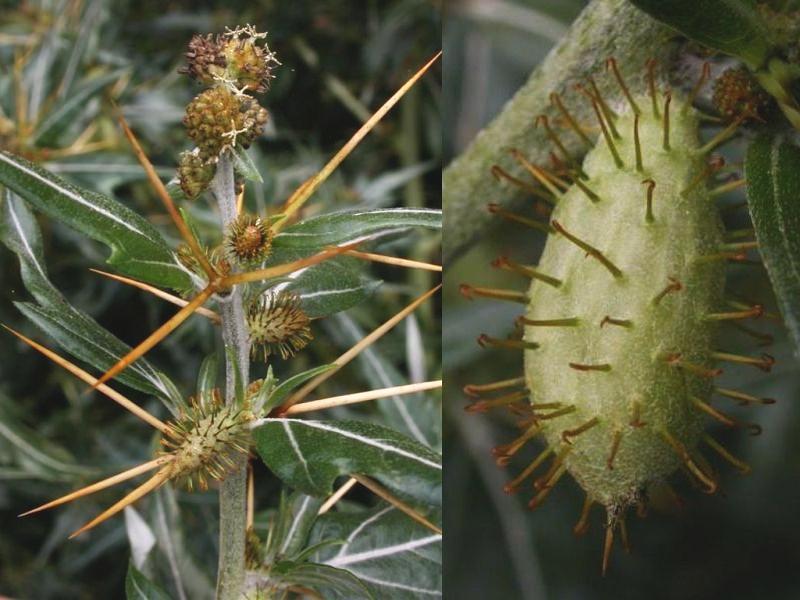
[213,152,250,599]
[442,0,676,263]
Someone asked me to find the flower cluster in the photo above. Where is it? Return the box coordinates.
[183,86,269,160]
[177,25,278,199]
[179,24,280,93]
[712,66,771,122]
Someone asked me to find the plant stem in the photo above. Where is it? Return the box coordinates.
[442,0,676,263]
[212,152,250,600]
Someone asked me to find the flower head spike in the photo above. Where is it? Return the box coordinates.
[180,26,279,95]
[713,66,771,122]
[220,26,280,94]
[183,86,268,159]
[178,148,217,200]
[247,291,313,361]
[161,389,253,491]
[225,212,273,265]
[179,33,226,85]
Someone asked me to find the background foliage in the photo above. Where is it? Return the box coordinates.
[0,0,441,597]
[444,1,800,599]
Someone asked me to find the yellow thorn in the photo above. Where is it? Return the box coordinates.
[93,285,216,388]
[281,285,441,410]
[275,52,442,230]
[246,461,254,529]
[220,244,357,286]
[89,269,221,324]
[2,325,169,433]
[318,477,358,515]
[352,474,442,535]
[237,186,245,215]
[19,457,171,517]
[69,468,171,538]
[344,249,442,272]
[286,380,441,415]
[116,111,217,280]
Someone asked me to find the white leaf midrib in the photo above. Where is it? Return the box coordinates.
[325,534,442,567]
[0,152,151,241]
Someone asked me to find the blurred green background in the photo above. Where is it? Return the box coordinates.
[0,0,440,597]
[444,1,800,599]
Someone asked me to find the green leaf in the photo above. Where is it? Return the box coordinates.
[0,189,62,307]
[33,70,126,146]
[125,562,173,600]
[264,491,325,561]
[273,208,441,251]
[1,191,183,412]
[745,134,800,352]
[628,0,772,68]
[262,208,438,317]
[251,367,277,414]
[265,364,337,413]
[232,146,263,183]
[0,151,191,290]
[13,302,180,408]
[310,505,442,600]
[255,561,373,600]
[252,419,442,508]
[284,258,382,319]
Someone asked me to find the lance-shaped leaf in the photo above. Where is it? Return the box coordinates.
[745,134,800,353]
[248,561,373,600]
[310,505,442,599]
[260,208,439,316]
[272,208,441,253]
[283,258,382,319]
[232,146,263,183]
[263,491,325,562]
[1,191,182,411]
[0,151,191,290]
[628,0,772,69]
[252,419,441,508]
